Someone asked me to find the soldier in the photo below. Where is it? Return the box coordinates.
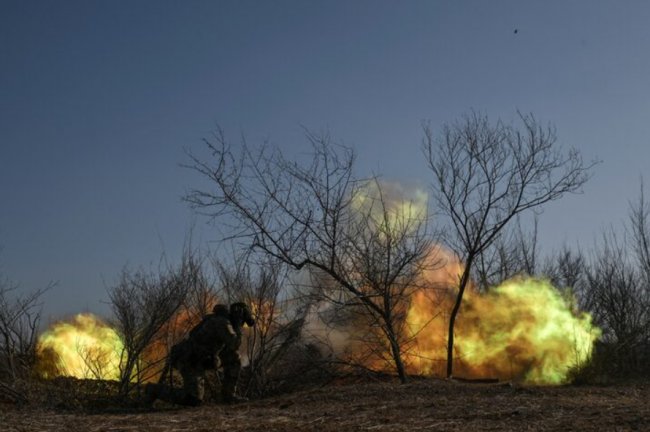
[151,302,255,406]
[218,302,255,403]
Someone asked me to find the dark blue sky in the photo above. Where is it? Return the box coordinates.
[2,1,650,320]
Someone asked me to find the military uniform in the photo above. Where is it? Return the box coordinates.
[153,303,252,406]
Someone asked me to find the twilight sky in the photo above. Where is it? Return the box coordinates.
[2,1,650,321]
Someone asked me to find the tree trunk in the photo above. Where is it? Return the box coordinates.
[446,254,474,378]
[119,354,137,396]
[385,321,407,383]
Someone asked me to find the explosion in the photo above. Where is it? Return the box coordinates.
[36,314,124,380]
[35,177,600,386]
[317,181,601,384]
[309,247,601,384]
[36,298,217,382]
[403,258,601,384]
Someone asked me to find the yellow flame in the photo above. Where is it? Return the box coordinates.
[402,249,601,384]
[460,278,599,384]
[346,183,600,384]
[36,298,222,382]
[36,314,124,380]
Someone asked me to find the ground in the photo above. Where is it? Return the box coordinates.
[1,379,648,431]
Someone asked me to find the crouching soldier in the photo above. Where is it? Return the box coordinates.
[149,302,255,406]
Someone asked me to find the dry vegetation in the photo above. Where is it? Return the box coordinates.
[1,378,648,431]
[3,116,648,431]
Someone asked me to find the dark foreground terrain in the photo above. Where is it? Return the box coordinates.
[2,379,648,431]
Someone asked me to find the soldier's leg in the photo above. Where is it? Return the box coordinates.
[144,359,176,405]
[145,366,194,405]
[180,365,205,406]
[146,339,193,405]
[219,349,244,403]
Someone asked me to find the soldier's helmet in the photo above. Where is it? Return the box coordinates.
[230,302,255,327]
[212,304,229,317]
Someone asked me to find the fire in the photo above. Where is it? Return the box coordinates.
[35,308,208,382]
[36,313,124,380]
[344,182,600,384]
[402,249,601,384]
[34,220,598,386]
[34,295,225,382]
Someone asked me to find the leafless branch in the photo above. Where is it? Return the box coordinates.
[186,130,439,382]
[423,111,595,378]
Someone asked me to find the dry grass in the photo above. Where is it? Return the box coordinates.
[1,378,648,431]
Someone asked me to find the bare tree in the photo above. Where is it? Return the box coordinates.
[585,229,649,375]
[543,245,586,300]
[215,256,307,397]
[473,217,540,290]
[76,341,113,380]
[0,270,52,404]
[583,180,650,376]
[629,180,650,286]
[164,248,220,345]
[184,253,219,321]
[332,179,434,381]
[0,277,52,383]
[423,111,593,378]
[625,181,650,372]
[108,260,190,395]
[151,248,223,391]
[186,130,434,382]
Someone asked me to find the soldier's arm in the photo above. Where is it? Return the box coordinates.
[214,318,238,351]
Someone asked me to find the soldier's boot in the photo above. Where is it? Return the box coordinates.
[221,377,247,404]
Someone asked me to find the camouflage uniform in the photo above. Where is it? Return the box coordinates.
[220,302,254,402]
[154,303,253,406]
